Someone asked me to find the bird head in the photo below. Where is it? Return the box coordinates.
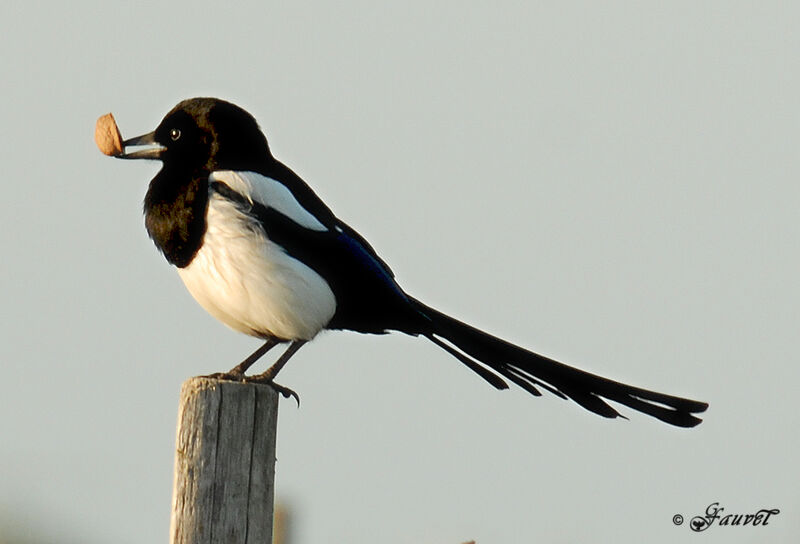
[117,97,272,173]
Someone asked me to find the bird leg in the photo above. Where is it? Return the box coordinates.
[245,340,307,405]
[229,338,281,375]
[204,338,279,381]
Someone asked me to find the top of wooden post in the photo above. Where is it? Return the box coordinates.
[171,377,280,544]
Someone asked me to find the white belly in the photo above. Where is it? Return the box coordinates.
[177,193,337,340]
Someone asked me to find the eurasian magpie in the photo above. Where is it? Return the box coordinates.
[117,97,707,427]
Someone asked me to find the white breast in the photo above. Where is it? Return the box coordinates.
[177,189,337,341]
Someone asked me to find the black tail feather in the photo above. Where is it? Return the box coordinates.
[414,300,708,427]
[427,335,509,391]
[502,365,567,399]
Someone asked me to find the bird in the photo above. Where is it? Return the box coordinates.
[116,97,708,427]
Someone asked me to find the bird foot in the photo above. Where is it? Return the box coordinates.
[203,371,247,382]
[203,371,300,406]
[242,375,301,406]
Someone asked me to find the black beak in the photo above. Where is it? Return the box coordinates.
[117,131,165,160]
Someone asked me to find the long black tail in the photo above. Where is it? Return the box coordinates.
[413,299,708,427]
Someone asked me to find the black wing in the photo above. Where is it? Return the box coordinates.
[210,180,424,334]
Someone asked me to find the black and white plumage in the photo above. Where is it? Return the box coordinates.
[118,97,708,427]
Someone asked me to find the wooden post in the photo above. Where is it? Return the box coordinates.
[170,377,279,544]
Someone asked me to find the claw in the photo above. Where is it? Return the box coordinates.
[244,375,301,407]
[274,383,301,407]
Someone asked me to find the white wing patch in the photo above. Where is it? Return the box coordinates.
[209,170,328,231]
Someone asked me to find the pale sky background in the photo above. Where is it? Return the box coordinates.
[1,2,798,543]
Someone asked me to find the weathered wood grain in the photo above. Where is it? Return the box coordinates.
[170,377,279,544]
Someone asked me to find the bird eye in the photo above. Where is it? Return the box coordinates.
[170,128,181,141]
